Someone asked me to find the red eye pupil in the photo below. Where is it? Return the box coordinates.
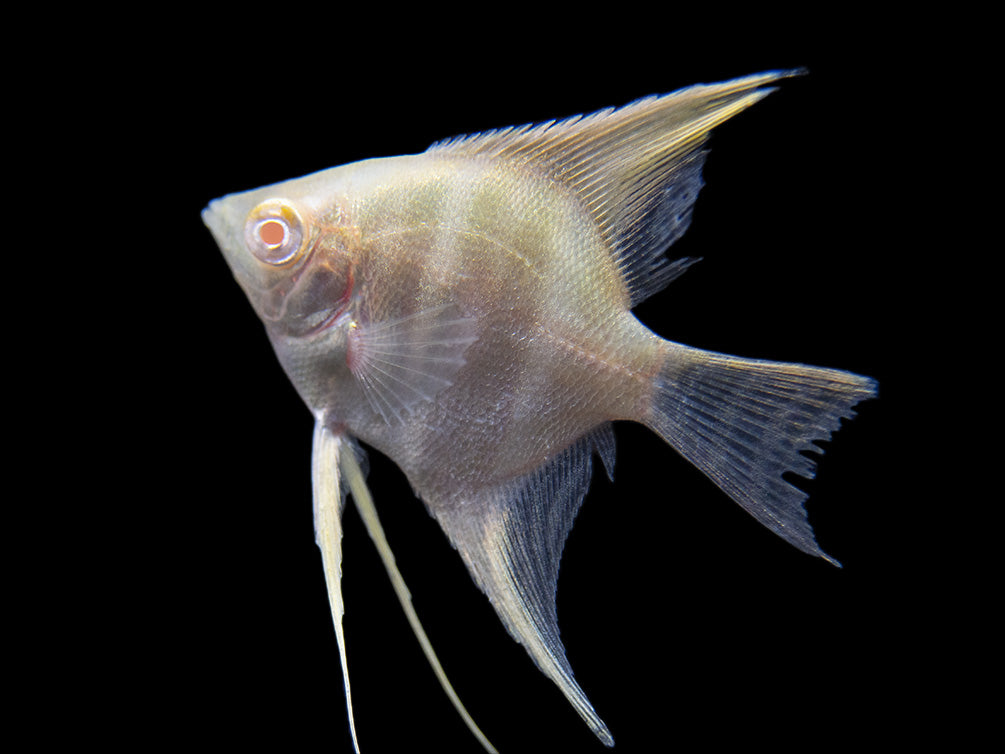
[245,200,303,265]
[259,219,286,246]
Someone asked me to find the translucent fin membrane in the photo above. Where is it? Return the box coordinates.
[427,70,803,305]
[650,345,877,564]
[348,303,478,424]
[433,426,618,745]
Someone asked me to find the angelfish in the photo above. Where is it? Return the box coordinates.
[203,70,876,751]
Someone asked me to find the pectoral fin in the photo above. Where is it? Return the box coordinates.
[347,303,478,424]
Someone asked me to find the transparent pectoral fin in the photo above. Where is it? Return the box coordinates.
[311,421,360,752]
[347,303,478,424]
[338,444,498,754]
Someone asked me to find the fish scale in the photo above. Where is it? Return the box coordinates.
[203,69,876,752]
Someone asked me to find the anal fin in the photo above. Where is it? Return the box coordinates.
[431,425,617,747]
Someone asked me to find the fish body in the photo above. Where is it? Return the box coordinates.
[211,153,652,495]
[203,71,876,751]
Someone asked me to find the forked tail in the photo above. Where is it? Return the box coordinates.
[648,343,877,564]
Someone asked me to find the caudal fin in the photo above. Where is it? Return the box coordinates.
[648,343,877,565]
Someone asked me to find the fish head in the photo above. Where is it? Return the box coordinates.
[202,168,357,342]
[203,168,366,413]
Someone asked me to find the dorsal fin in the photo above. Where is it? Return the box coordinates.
[427,70,803,305]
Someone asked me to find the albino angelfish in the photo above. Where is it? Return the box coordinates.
[203,70,876,751]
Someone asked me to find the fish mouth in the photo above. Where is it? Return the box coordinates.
[202,198,233,247]
[204,193,354,338]
[203,196,254,283]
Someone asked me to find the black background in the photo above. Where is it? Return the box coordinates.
[81,18,956,754]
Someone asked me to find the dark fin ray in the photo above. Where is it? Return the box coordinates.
[649,345,876,565]
[430,425,617,746]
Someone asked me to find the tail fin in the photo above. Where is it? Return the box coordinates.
[648,343,877,565]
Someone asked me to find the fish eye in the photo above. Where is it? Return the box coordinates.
[244,199,306,266]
